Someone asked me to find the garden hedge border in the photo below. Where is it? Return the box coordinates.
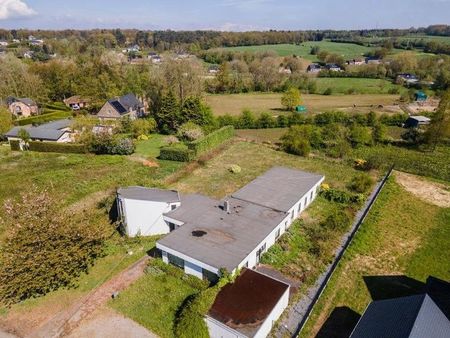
[187,125,234,155]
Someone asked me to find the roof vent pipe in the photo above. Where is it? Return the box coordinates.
[223,200,230,213]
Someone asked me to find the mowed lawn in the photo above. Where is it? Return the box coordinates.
[215,41,378,60]
[300,177,450,338]
[206,92,400,116]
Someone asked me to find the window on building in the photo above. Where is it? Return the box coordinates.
[168,253,184,269]
[168,222,176,232]
[171,204,177,210]
[310,191,314,200]
[275,228,281,240]
[202,268,219,283]
[256,243,267,263]
[291,210,294,220]
[298,202,302,213]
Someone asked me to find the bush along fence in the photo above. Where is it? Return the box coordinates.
[277,166,394,338]
[160,126,235,162]
[14,111,73,126]
[10,140,88,154]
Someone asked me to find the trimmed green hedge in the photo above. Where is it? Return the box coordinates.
[187,126,234,155]
[15,112,72,126]
[159,146,195,162]
[28,141,88,154]
[9,140,20,151]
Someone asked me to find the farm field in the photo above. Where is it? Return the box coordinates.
[300,174,450,338]
[213,41,400,61]
[206,92,401,116]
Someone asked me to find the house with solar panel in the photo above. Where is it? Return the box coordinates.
[97,93,145,120]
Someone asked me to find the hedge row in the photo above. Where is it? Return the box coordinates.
[187,126,234,155]
[15,112,72,126]
[9,140,20,151]
[28,141,88,154]
[159,146,195,162]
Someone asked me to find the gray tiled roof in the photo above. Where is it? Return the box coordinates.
[108,93,143,115]
[158,194,287,271]
[117,187,180,203]
[350,294,450,338]
[232,167,324,212]
[5,119,73,141]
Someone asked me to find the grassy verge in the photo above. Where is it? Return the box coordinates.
[109,262,204,338]
[299,178,450,338]
[134,134,168,158]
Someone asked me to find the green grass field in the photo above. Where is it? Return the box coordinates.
[314,78,405,95]
[110,269,199,338]
[300,177,450,338]
[214,41,407,61]
[206,91,401,116]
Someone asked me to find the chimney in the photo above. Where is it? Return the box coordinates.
[223,200,230,213]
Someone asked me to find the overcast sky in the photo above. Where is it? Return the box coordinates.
[0,0,449,31]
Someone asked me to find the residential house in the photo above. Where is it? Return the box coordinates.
[205,268,290,338]
[155,167,324,279]
[97,93,145,120]
[208,65,220,74]
[346,58,365,65]
[397,73,419,85]
[404,115,431,128]
[279,67,292,74]
[7,97,39,117]
[5,119,74,145]
[365,57,382,65]
[117,187,181,236]
[0,41,8,47]
[307,63,322,73]
[350,277,450,338]
[123,45,140,53]
[326,63,342,72]
[148,52,162,64]
[23,50,34,59]
[63,95,89,110]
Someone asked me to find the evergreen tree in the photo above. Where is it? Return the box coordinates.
[155,91,180,134]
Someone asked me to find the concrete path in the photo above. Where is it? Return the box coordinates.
[67,307,157,338]
[28,256,150,338]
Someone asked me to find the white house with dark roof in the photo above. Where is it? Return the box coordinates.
[5,119,74,145]
[117,187,181,237]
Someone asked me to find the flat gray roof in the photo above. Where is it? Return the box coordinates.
[158,194,287,272]
[117,187,180,203]
[232,166,324,212]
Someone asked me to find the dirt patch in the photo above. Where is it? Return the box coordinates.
[67,307,156,338]
[394,171,450,208]
[28,256,150,338]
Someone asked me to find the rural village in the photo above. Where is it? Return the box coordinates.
[0,2,449,338]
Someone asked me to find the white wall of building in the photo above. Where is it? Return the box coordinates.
[119,198,180,237]
[206,316,247,338]
[253,286,289,338]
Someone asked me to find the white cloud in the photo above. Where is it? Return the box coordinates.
[0,0,36,20]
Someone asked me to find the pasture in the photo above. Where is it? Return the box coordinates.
[206,92,401,116]
[214,41,405,61]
